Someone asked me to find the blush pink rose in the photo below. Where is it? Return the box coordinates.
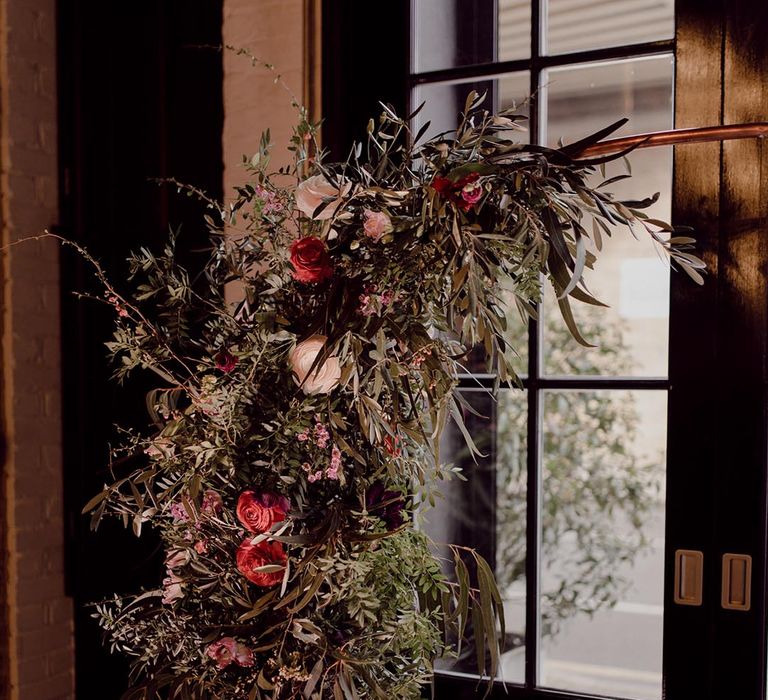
[206,637,255,670]
[363,209,393,241]
[162,572,184,604]
[295,174,351,220]
[289,335,341,395]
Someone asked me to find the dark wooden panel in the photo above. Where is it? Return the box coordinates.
[668,0,768,697]
[712,0,768,695]
[664,1,724,696]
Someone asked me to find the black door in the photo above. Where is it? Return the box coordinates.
[57,4,223,698]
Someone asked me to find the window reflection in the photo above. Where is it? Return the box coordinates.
[414,0,531,73]
[542,55,673,377]
[546,0,674,56]
[540,390,666,700]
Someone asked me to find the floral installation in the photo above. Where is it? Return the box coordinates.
[79,87,703,700]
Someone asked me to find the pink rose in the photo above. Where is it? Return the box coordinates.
[201,490,223,516]
[289,335,341,395]
[461,180,483,206]
[363,209,393,242]
[162,572,184,604]
[295,174,351,220]
[206,637,255,670]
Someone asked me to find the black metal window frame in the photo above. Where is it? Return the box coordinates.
[409,2,675,696]
[322,2,768,698]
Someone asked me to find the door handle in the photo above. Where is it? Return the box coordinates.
[674,549,703,606]
[721,553,752,611]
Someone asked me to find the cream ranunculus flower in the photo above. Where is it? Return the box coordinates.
[295,175,351,221]
[289,335,341,394]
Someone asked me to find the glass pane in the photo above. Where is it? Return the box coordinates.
[539,389,666,700]
[414,0,531,73]
[412,71,530,147]
[498,0,534,62]
[496,389,528,682]
[546,0,674,56]
[430,389,527,684]
[541,55,673,377]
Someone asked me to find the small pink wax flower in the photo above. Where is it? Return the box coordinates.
[206,637,255,670]
[363,209,393,242]
[314,421,330,449]
[170,500,191,522]
[194,540,208,554]
[253,185,282,215]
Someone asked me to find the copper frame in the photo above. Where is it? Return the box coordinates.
[576,122,768,158]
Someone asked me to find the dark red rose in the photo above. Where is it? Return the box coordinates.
[215,350,237,373]
[236,538,287,587]
[431,176,453,195]
[366,481,406,531]
[290,237,333,283]
[236,490,290,533]
[431,173,482,212]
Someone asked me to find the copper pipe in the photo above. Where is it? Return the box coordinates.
[575,123,768,158]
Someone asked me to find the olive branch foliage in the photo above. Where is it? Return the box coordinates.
[77,87,702,700]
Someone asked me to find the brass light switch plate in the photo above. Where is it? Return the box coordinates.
[722,553,752,611]
[674,549,703,606]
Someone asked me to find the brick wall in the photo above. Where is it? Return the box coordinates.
[222,0,308,192]
[0,0,75,699]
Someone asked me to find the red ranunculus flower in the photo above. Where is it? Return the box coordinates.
[289,237,333,283]
[236,490,290,533]
[236,538,287,587]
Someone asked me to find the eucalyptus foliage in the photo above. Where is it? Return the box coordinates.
[82,91,700,700]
